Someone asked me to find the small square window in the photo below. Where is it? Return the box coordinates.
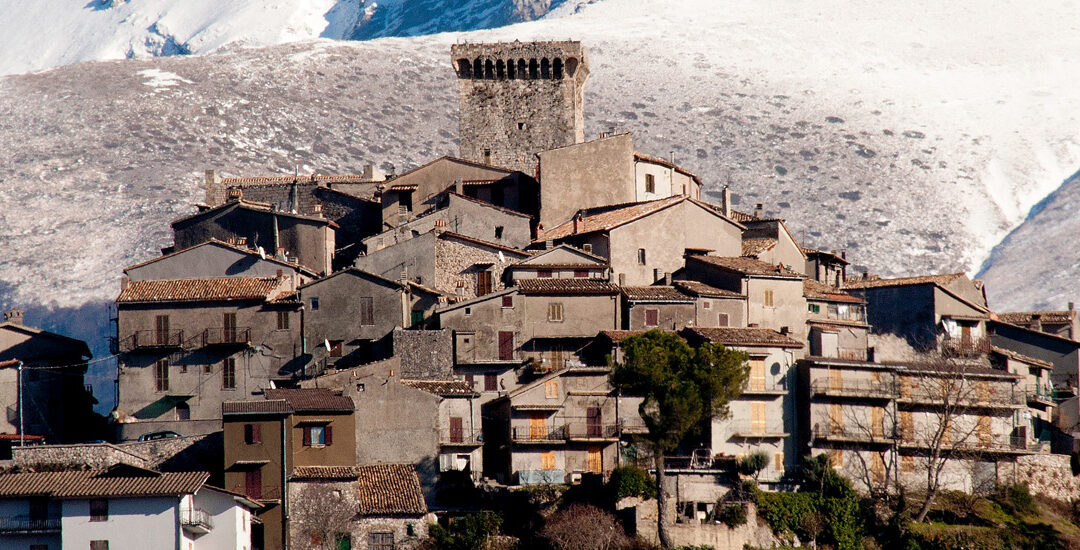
[90,542,109,550]
[538,270,553,278]
[502,296,514,308]
[495,226,504,239]
[573,270,588,278]
[277,311,290,330]
[310,297,320,311]
[548,303,564,322]
[582,243,593,253]
[90,499,108,522]
[703,301,711,309]
[464,307,472,315]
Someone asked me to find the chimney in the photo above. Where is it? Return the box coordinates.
[236,237,247,247]
[119,275,130,291]
[536,223,545,242]
[313,204,323,215]
[276,269,284,278]
[1070,302,1075,312]
[663,272,672,285]
[227,188,243,201]
[3,308,24,326]
[1031,314,1043,333]
[618,273,626,286]
[753,203,763,218]
[573,212,584,234]
[455,177,463,195]
[653,268,661,282]
[362,164,385,182]
[204,169,223,206]
[545,239,553,250]
[721,186,731,218]
[780,326,790,336]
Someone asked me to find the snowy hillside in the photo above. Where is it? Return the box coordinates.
[1,0,1079,387]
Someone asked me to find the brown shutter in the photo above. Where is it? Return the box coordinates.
[360,297,374,325]
[324,425,333,446]
[302,426,311,446]
[450,417,464,443]
[245,468,262,499]
[253,424,261,443]
[498,331,514,360]
[645,309,659,326]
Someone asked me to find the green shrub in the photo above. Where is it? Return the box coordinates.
[994,483,1037,517]
[608,466,657,501]
[429,511,503,550]
[717,503,748,527]
[737,452,770,480]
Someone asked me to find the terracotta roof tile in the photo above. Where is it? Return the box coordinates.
[997,311,1075,325]
[401,379,478,396]
[620,286,694,302]
[221,174,377,185]
[0,469,208,498]
[540,196,686,240]
[688,255,803,278]
[222,399,291,415]
[597,330,680,343]
[263,388,353,412]
[683,327,804,348]
[517,278,619,295]
[117,277,285,303]
[741,239,777,257]
[803,280,864,303]
[292,466,361,480]
[842,273,965,290]
[799,246,849,264]
[672,280,743,298]
[990,346,1054,368]
[355,464,427,516]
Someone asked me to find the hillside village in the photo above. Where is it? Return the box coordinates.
[2,40,1080,549]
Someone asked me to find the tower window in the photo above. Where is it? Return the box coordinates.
[529,58,539,79]
[541,58,551,79]
[483,149,492,163]
[553,58,564,79]
[638,248,646,265]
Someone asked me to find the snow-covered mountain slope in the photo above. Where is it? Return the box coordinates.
[350,0,593,39]
[2,0,1079,313]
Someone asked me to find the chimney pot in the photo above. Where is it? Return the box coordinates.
[227,188,243,201]
[721,186,731,218]
[313,204,322,214]
[780,326,790,335]
[3,308,24,326]
[1070,302,1075,312]
[753,203,763,218]
[664,272,672,285]
[573,212,584,234]
[455,177,463,195]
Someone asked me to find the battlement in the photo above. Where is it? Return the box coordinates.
[451,41,588,81]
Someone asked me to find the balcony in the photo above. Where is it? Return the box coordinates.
[512,425,567,444]
[566,422,620,441]
[122,329,185,352]
[1027,384,1056,406]
[812,423,894,445]
[896,388,1024,409]
[811,380,895,399]
[741,379,788,397]
[202,327,251,347]
[941,336,991,358]
[729,422,789,439]
[440,429,483,446]
[229,484,282,503]
[0,515,61,534]
[897,433,1037,454]
[180,507,214,535]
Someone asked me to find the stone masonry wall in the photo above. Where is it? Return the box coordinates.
[1002,453,1080,501]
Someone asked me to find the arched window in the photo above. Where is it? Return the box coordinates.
[473,58,483,79]
[529,59,539,79]
[540,58,550,79]
[484,59,494,79]
[553,58,564,79]
[565,57,579,78]
[457,59,472,79]
[496,60,505,79]
[518,59,527,79]
[507,58,516,79]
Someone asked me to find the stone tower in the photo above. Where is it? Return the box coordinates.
[452,41,589,174]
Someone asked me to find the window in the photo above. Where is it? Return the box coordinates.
[204,363,212,374]
[717,313,729,327]
[582,243,593,253]
[244,423,262,444]
[703,301,711,309]
[175,402,190,421]
[901,455,915,474]
[484,373,498,392]
[574,270,588,278]
[545,379,559,399]
[538,269,553,278]
[154,359,169,392]
[222,358,236,389]
[277,311,290,330]
[90,542,109,550]
[329,341,343,358]
[774,452,785,472]
[494,226,504,239]
[336,534,352,550]
[223,312,238,342]
[548,303,564,322]
[400,191,413,212]
[303,424,332,447]
[154,315,170,345]
[465,374,475,388]
[359,296,374,325]
[476,271,493,296]
[310,297,320,311]
[808,303,820,314]
[464,307,471,316]
[498,331,514,361]
[763,289,774,307]
[449,416,464,443]
[540,452,556,470]
[637,248,646,265]
[502,295,514,308]
[90,499,108,521]
[829,449,843,468]
[369,532,394,550]
[645,173,655,193]
[644,309,659,326]
[411,310,425,326]
[245,469,262,499]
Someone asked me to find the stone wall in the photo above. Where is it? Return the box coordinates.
[631,497,784,550]
[1002,453,1080,501]
[394,328,453,379]
[13,443,151,470]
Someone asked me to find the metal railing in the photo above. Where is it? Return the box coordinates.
[812,423,894,443]
[897,387,1024,407]
[811,380,895,398]
[1027,384,1055,403]
[512,425,567,442]
[0,516,61,533]
[123,329,184,351]
[728,421,788,437]
[180,507,213,531]
[941,336,991,357]
[742,379,788,394]
[566,422,619,439]
[202,327,251,346]
[440,429,483,445]
[229,485,282,501]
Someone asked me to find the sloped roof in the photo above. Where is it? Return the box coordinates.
[620,286,694,302]
[384,155,517,183]
[355,464,427,516]
[401,379,478,396]
[222,399,291,415]
[264,388,353,412]
[990,346,1054,368]
[517,278,619,295]
[633,152,702,183]
[842,273,966,290]
[116,277,284,303]
[800,246,849,264]
[741,238,777,257]
[222,174,376,185]
[292,466,361,480]
[172,200,339,228]
[0,468,208,498]
[439,231,530,256]
[688,255,803,278]
[803,280,864,303]
[672,280,743,299]
[513,244,608,266]
[683,327,804,348]
[540,196,687,240]
[997,311,1075,325]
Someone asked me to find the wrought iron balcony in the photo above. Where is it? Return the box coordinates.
[565,422,620,440]
[123,329,185,351]
[180,507,213,534]
[440,429,483,446]
[512,425,567,443]
[812,423,895,444]
[811,379,895,399]
[0,515,61,534]
[202,327,251,347]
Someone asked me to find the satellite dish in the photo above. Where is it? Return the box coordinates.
[324,339,331,351]
[498,251,506,263]
[258,246,266,260]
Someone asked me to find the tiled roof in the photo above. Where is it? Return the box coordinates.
[800,246,849,264]
[541,196,686,240]
[741,239,777,257]
[517,278,619,295]
[221,174,376,185]
[990,346,1054,368]
[0,468,208,498]
[688,255,803,278]
[672,280,743,298]
[633,152,701,182]
[727,209,758,223]
[222,399,291,415]
[684,327,804,348]
[173,200,339,228]
[842,273,965,290]
[0,359,18,369]
[264,388,353,412]
[803,280,864,303]
[123,239,312,276]
[997,311,1075,325]
[620,286,694,302]
[597,330,655,342]
[401,379,477,396]
[355,464,427,516]
[117,277,284,303]
[292,466,361,480]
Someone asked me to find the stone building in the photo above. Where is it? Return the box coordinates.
[504,243,609,282]
[620,286,697,331]
[124,238,316,286]
[452,41,589,174]
[363,191,534,253]
[803,279,869,360]
[997,308,1080,340]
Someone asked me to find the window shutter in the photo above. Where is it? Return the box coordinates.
[360,297,374,325]
[302,426,312,446]
[244,424,253,444]
[324,425,333,446]
[253,424,261,443]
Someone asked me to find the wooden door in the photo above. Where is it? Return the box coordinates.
[223,312,237,343]
[587,407,602,438]
[829,403,842,435]
[587,447,603,473]
[749,359,766,391]
[449,417,464,443]
[476,271,493,296]
[752,403,766,434]
[498,331,514,361]
[155,315,170,345]
[871,407,884,438]
[245,468,262,500]
[541,452,556,470]
[529,412,547,440]
[829,369,843,392]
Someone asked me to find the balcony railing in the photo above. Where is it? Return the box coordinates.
[123,329,184,351]
[566,422,620,440]
[0,516,61,533]
[896,432,1037,454]
[1027,384,1056,404]
[728,422,789,438]
[440,429,483,445]
[811,380,895,398]
[229,484,282,502]
[813,423,894,443]
[941,336,991,357]
[512,425,567,443]
[203,327,251,346]
[742,379,788,395]
[897,388,1024,408]
[180,507,213,533]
